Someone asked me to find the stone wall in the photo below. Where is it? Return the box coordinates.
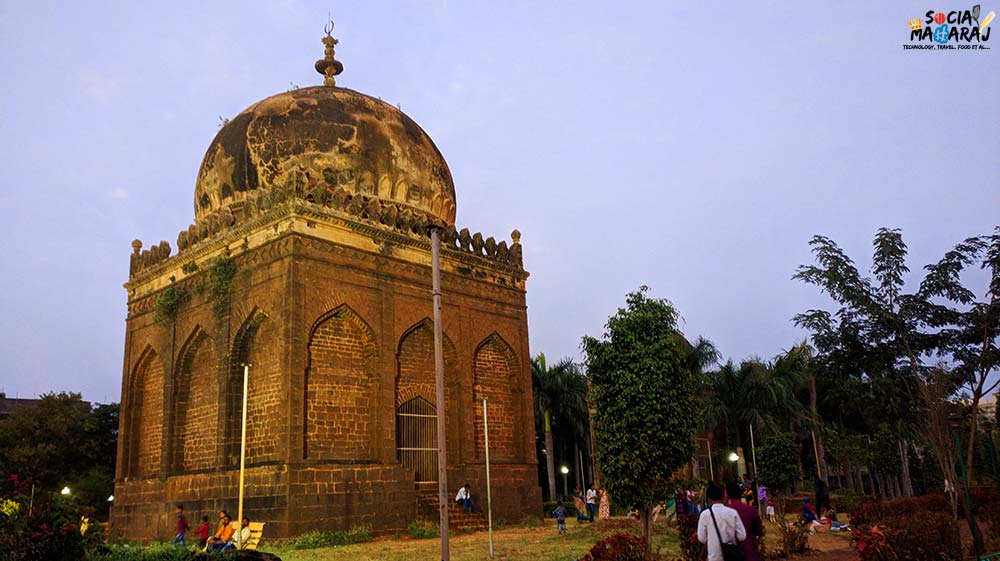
[112,224,541,540]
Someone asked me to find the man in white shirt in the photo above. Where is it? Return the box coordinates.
[455,482,477,513]
[697,482,747,561]
[585,486,598,522]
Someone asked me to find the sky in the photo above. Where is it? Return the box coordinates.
[0,1,997,404]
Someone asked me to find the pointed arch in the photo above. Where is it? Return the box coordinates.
[394,318,457,407]
[305,304,378,461]
[394,318,458,483]
[224,307,278,464]
[172,325,218,471]
[127,344,164,477]
[473,332,519,460]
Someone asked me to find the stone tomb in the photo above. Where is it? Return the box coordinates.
[110,30,540,540]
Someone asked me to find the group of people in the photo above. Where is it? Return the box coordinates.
[695,481,765,561]
[550,484,610,533]
[171,505,253,551]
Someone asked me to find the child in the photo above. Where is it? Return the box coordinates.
[171,505,189,548]
[766,500,775,523]
[552,501,567,534]
[195,515,211,548]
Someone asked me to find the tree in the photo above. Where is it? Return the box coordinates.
[531,354,588,501]
[701,348,806,481]
[757,432,800,495]
[0,393,118,517]
[794,226,1000,528]
[582,287,705,550]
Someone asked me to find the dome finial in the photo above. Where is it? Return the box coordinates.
[314,15,344,87]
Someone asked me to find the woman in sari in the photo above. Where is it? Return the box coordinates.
[572,486,588,522]
[598,486,610,520]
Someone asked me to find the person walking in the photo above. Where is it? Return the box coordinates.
[697,482,747,561]
[195,515,211,548]
[552,502,568,534]
[171,505,189,548]
[727,481,764,561]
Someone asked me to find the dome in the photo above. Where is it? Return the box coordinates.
[194,86,456,226]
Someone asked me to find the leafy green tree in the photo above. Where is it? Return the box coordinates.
[531,354,588,501]
[582,287,706,548]
[795,225,1000,540]
[757,432,800,495]
[0,393,118,517]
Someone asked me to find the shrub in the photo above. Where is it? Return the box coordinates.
[777,519,809,555]
[676,514,705,561]
[85,543,206,560]
[831,487,861,511]
[406,520,440,539]
[851,511,961,561]
[579,533,651,561]
[290,526,372,550]
[0,475,86,561]
[849,494,949,526]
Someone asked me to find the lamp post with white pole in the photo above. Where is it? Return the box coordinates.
[237,363,250,536]
[560,466,570,501]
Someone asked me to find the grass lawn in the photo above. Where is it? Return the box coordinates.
[260,518,682,561]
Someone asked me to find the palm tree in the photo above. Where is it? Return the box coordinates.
[532,353,588,500]
[701,351,808,477]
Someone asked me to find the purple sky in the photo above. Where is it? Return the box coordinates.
[1,1,997,404]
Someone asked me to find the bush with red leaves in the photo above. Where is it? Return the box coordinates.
[676,514,706,561]
[850,509,961,561]
[579,533,652,561]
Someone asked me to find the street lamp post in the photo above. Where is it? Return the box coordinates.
[429,226,450,561]
[237,363,250,538]
[728,452,739,480]
[560,466,569,501]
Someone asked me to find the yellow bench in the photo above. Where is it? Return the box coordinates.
[241,522,265,550]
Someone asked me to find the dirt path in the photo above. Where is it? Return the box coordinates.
[794,529,855,561]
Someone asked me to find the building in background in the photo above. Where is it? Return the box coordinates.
[111,25,540,540]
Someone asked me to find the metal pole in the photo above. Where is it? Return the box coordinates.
[430,228,450,561]
[483,399,494,559]
[750,423,761,517]
[810,430,822,479]
[707,438,715,481]
[237,364,249,536]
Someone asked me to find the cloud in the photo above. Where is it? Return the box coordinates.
[108,188,129,201]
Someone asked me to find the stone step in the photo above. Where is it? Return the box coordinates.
[414,488,486,531]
